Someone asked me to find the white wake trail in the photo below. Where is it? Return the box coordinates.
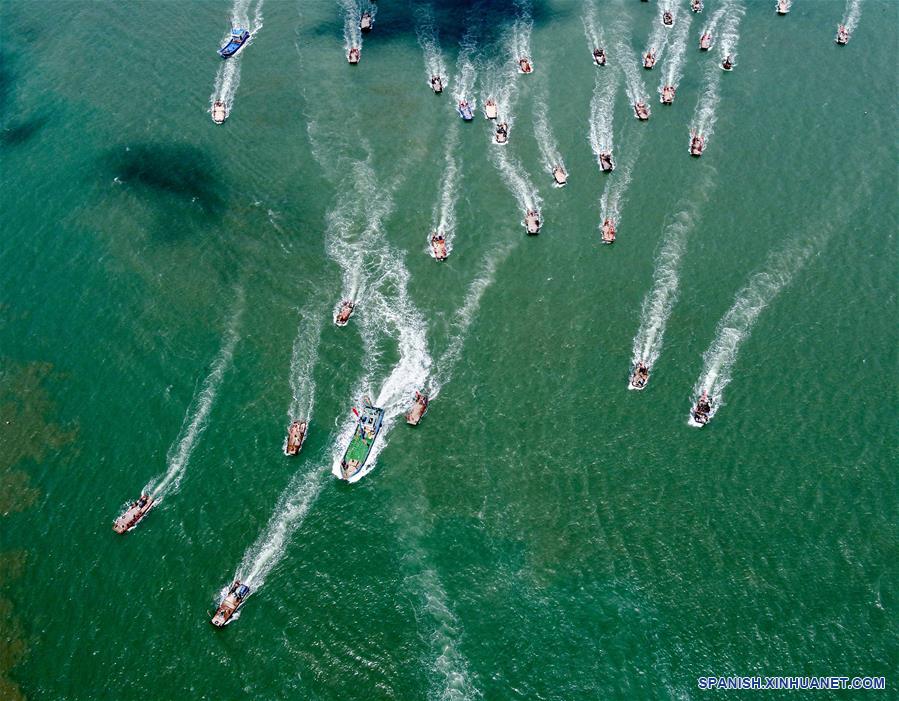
[841,0,863,33]
[717,1,745,64]
[149,291,244,501]
[589,69,618,168]
[581,0,605,53]
[691,2,743,143]
[510,0,534,62]
[340,0,362,54]
[416,5,449,88]
[701,1,729,41]
[491,147,542,216]
[599,130,645,230]
[209,0,265,115]
[616,36,649,106]
[453,29,478,107]
[533,81,565,177]
[287,306,324,423]
[660,8,692,91]
[644,1,675,63]
[430,124,461,256]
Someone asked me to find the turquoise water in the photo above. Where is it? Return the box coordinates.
[1,0,896,698]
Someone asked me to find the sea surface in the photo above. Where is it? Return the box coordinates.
[1,0,897,699]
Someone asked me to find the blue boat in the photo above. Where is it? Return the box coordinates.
[218,28,250,58]
[457,100,474,121]
[336,397,385,483]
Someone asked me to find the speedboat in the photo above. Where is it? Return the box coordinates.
[661,85,675,104]
[484,99,498,120]
[776,0,790,14]
[338,397,385,482]
[629,362,650,390]
[348,47,361,64]
[643,50,657,69]
[211,581,250,627]
[699,33,712,51]
[552,165,567,186]
[431,232,448,261]
[662,11,674,27]
[284,420,307,456]
[601,218,616,244]
[360,12,373,32]
[690,133,704,157]
[218,28,250,59]
[593,48,606,66]
[112,493,154,534]
[690,390,713,427]
[691,0,704,12]
[599,151,615,172]
[335,300,355,326]
[525,210,541,235]
[212,101,227,124]
[458,100,474,121]
[634,101,650,121]
[430,75,443,93]
[494,122,508,145]
[835,25,849,45]
[518,57,533,74]
[405,391,429,426]
[721,55,734,71]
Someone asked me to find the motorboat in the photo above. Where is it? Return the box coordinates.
[348,47,361,64]
[552,165,568,186]
[518,57,533,74]
[211,581,250,627]
[112,494,154,534]
[690,133,704,157]
[360,12,373,32]
[338,397,385,482]
[599,151,615,172]
[691,0,704,12]
[405,391,429,426]
[699,33,712,51]
[721,55,734,71]
[431,232,448,261]
[776,0,790,14]
[335,300,355,326]
[634,101,650,120]
[430,75,443,93]
[662,11,674,27]
[212,101,227,124]
[483,99,498,120]
[629,362,650,390]
[458,100,474,121]
[601,218,616,244]
[218,28,250,59]
[284,420,307,456]
[593,48,606,66]
[835,25,849,45]
[525,210,541,235]
[690,390,713,427]
[660,85,675,104]
[643,50,657,69]
[494,122,508,145]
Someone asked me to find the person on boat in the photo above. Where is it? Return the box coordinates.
[663,11,674,26]
[722,55,734,70]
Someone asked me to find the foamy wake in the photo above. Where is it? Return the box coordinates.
[430,124,461,257]
[416,5,449,88]
[340,0,362,53]
[660,8,692,91]
[644,1,675,64]
[717,1,746,63]
[616,36,649,106]
[287,306,324,423]
[209,0,265,115]
[453,30,478,108]
[149,290,244,501]
[599,130,644,229]
[533,82,565,178]
[491,147,542,217]
[701,1,729,42]
[841,0,863,34]
[589,69,618,168]
[581,0,605,54]
[510,0,534,63]
[690,61,721,141]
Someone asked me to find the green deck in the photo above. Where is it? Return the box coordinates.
[343,429,372,465]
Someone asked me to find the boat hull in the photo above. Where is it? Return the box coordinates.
[336,406,385,483]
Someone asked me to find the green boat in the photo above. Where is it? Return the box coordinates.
[336,398,384,483]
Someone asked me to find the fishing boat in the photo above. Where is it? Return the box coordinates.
[643,50,657,69]
[430,75,443,93]
[484,99,498,120]
[525,210,541,235]
[348,47,361,64]
[593,48,606,66]
[601,218,616,244]
[112,494,154,534]
[699,33,712,51]
[835,25,849,45]
[776,0,790,14]
[431,232,448,261]
[690,390,713,427]
[284,420,307,456]
[661,85,675,104]
[494,122,509,145]
[335,300,355,326]
[360,12,373,32]
[691,0,704,12]
[518,57,533,74]
[218,28,250,59]
[690,133,704,157]
[662,11,674,27]
[553,166,568,186]
[599,151,615,172]
[629,362,650,390]
[634,101,651,120]
[458,100,474,121]
[721,55,734,71]
[212,101,227,124]
[405,391,429,426]
[337,398,385,483]
[211,581,250,627]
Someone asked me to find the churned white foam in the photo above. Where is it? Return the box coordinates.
[717,1,745,64]
[533,81,565,177]
[430,124,461,257]
[660,9,692,92]
[491,147,542,216]
[841,0,863,34]
[209,0,264,116]
[616,36,649,106]
[510,0,534,63]
[453,27,478,106]
[599,130,645,230]
[644,1,675,64]
[589,69,618,168]
[340,0,362,54]
[287,305,324,423]
[416,5,449,89]
[690,61,721,140]
[701,1,729,41]
[149,289,244,501]
[581,0,604,53]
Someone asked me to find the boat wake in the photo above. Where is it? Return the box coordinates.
[209,0,265,117]
[660,8,692,92]
[339,0,363,54]
[510,0,534,66]
[453,29,478,109]
[841,0,864,34]
[701,1,730,43]
[581,0,605,55]
[287,305,324,424]
[491,147,542,216]
[599,130,645,231]
[416,5,449,89]
[617,36,650,107]
[691,2,743,143]
[430,124,461,257]
[644,1,675,65]
[149,291,244,501]
[717,1,746,64]
[589,69,618,169]
[533,81,565,180]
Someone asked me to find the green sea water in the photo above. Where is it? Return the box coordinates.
[1,0,897,699]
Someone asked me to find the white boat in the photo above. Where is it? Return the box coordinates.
[689,391,713,427]
[484,99,498,120]
[212,101,227,124]
[552,166,567,186]
[525,210,541,235]
[776,0,790,14]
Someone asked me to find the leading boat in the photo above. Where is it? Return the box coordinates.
[212,101,227,124]
[629,362,650,390]
[218,28,251,59]
[776,0,791,14]
[430,232,448,261]
[211,581,250,627]
[601,218,616,244]
[690,133,705,157]
[525,210,541,235]
[835,25,849,45]
[337,398,385,483]
[112,493,154,534]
